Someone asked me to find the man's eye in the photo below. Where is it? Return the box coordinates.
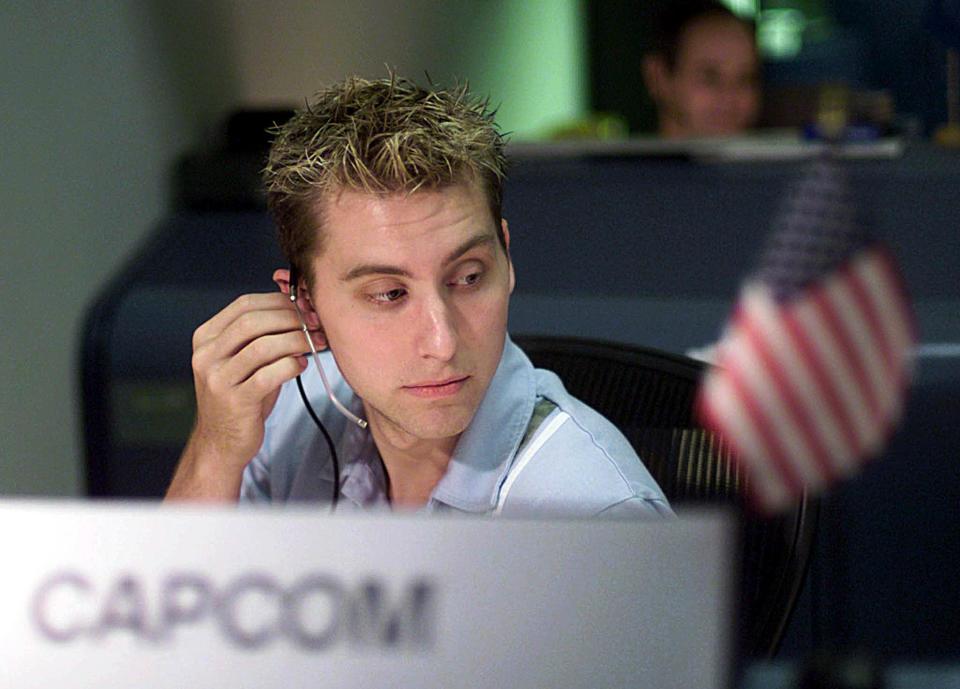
[452,272,482,287]
[371,288,407,303]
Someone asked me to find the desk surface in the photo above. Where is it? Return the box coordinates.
[743,661,960,689]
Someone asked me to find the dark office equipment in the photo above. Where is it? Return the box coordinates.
[80,211,283,498]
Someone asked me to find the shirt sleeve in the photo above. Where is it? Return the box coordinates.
[238,373,299,503]
[240,451,272,502]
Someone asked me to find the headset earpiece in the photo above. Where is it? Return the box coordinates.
[288,266,300,301]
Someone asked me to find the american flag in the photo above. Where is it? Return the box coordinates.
[697,158,916,513]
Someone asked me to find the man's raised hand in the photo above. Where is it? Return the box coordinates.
[165,292,324,500]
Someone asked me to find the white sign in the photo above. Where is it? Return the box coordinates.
[0,501,733,689]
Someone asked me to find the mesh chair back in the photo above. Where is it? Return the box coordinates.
[514,335,817,658]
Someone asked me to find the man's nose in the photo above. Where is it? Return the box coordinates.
[416,294,458,361]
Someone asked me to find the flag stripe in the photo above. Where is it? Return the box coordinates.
[729,320,825,488]
[717,341,806,497]
[698,373,791,510]
[876,252,916,357]
[876,247,919,348]
[822,271,898,460]
[793,296,875,451]
[738,292,841,483]
[847,254,912,424]
[733,303,829,486]
[825,270,892,427]
[847,255,898,373]
[752,291,859,476]
[855,250,915,390]
[806,288,881,443]
[781,306,864,468]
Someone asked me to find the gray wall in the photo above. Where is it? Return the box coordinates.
[1,3,199,495]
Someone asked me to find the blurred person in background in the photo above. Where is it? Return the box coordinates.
[642,0,761,138]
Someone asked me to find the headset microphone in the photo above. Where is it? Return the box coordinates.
[287,265,370,508]
[288,267,368,429]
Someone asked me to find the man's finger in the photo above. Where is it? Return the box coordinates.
[240,353,311,407]
[220,330,316,388]
[193,293,294,349]
[203,306,306,362]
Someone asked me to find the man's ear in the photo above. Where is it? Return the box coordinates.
[501,218,516,294]
[272,268,322,329]
[273,268,293,296]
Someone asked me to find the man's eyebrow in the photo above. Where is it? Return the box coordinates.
[340,232,497,282]
[443,232,497,266]
[341,264,413,282]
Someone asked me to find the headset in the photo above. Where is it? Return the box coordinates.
[287,266,368,506]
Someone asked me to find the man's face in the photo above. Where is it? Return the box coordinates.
[657,16,760,137]
[306,182,514,447]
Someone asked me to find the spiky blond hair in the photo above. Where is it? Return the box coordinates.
[263,74,508,284]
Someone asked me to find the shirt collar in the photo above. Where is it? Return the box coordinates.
[338,423,391,509]
[293,391,390,509]
[427,335,537,513]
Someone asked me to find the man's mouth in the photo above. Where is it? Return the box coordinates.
[402,376,470,399]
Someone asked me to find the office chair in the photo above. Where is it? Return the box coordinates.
[513,334,818,659]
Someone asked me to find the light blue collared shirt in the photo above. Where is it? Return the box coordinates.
[241,336,672,518]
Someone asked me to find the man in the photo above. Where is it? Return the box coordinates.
[642,1,760,138]
[166,74,671,517]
